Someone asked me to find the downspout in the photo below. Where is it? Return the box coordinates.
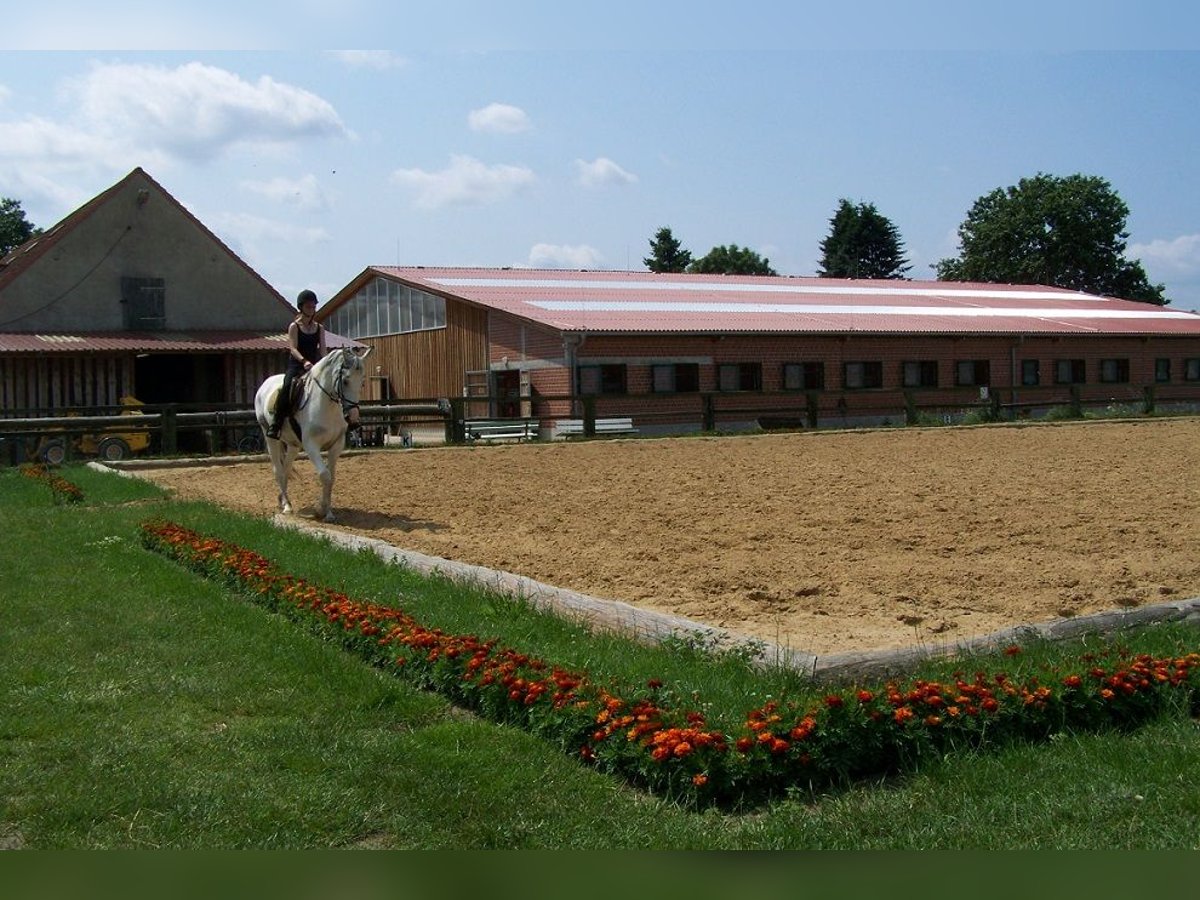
[564,331,588,417]
[1011,335,1023,410]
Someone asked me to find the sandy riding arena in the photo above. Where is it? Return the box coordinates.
[134,419,1200,656]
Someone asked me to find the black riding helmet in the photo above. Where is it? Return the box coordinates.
[296,289,318,310]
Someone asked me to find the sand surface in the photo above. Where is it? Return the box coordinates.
[133,419,1200,655]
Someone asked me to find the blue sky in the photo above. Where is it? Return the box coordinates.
[3,3,1200,311]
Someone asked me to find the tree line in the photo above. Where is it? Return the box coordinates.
[1,171,1167,305]
[643,172,1166,305]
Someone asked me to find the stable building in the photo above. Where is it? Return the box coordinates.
[0,168,297,417]
[322,266,1200,434]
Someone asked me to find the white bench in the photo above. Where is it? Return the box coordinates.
[463,418,538,442]
[552,417,638,438]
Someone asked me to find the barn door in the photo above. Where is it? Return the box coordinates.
[519,369,532,418]
[464,369,490,418]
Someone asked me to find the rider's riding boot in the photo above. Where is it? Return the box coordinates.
[266,404,284,440]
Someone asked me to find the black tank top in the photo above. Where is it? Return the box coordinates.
[296,326,322,364]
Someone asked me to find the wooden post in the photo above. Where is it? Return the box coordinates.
[582,396,596,437]
[701,394,715,432]
[161,405,177,455]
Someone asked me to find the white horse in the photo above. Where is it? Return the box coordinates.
[253,346,372,522]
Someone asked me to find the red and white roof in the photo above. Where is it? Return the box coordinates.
[373,267,1200,336]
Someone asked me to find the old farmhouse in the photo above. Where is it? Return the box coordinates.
[322,266,1200,435]
[0,168,298,418]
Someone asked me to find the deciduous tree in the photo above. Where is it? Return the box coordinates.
[935,173,1166,304]
[0,197,42,258]
[688,244,777,276]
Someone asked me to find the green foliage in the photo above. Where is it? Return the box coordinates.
[936,173,1167,305]
[818,199,911,279]
[644,226,693,273]
[688,244,777,276]
[0,197,42,258]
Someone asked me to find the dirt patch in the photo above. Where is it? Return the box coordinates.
[133,419,1200,656]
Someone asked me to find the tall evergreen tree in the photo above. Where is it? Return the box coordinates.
[688,244,777,276]
[817,199,911,279]
[643,226,693,273]
[0,197,42,257]
[935,172,1166,304]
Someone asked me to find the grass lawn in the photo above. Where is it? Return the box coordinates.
[2,463,1199,849]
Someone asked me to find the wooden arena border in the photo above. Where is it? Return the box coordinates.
[97,459,1200,684]
[277,516,1200,685]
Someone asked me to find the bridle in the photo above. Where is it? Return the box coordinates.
[307,348,362,421]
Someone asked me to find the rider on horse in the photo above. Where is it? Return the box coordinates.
[267,289,326,441]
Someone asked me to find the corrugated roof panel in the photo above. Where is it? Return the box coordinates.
[369,267,1200,336]
[0,331,358,354]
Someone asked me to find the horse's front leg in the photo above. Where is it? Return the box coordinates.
[303,436,335,521]
[322,443,344,523]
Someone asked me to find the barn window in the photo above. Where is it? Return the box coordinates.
[1155,358,1171,382]
[782,362,824,390]
[121,276,166,330]
[652,363,700,393]
[1099,358,1130,384]
[578,364,627,395]
[955,360,990,386]
[843,361,882,389]
[1055,359,1087,384]
[901,360,938,388]
[331,277,445,339]
[717,363,762,392]
[1021,359,1040,386]
[1184,358,1200,381]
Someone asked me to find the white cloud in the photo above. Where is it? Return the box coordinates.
[0,115,127,164]
[1130,234,1200,276]
[528,243,605,269]
[468,103,531,134]
[212,211,331,244]
[60,61,348,163]
[329,51,408,70]
[240,174,333,212]
[390,154,536,208]
[573,156,637,188]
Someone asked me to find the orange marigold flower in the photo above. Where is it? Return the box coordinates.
[770,738,789,755]
[1004,645,1022,656]
[893,706,914,724]
[925,715,942,727]
[981,698,999,713]
[735,737,753,753]
[1100,688,1116,700]
[673,742,693,757]
[692,773,709,787]
[856,690,874,703]
[1063,674,1083,689]
[824,694,844,708]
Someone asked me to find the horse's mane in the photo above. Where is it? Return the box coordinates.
[311,346,353,379]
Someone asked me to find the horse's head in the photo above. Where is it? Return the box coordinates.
[335,346,370,405]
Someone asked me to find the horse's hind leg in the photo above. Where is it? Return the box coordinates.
[269,441,297,515]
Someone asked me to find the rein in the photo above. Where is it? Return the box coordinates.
[303,348,360,419]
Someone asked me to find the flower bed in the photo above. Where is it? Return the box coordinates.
[21,463,83,504]
[140,518,1200,807]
